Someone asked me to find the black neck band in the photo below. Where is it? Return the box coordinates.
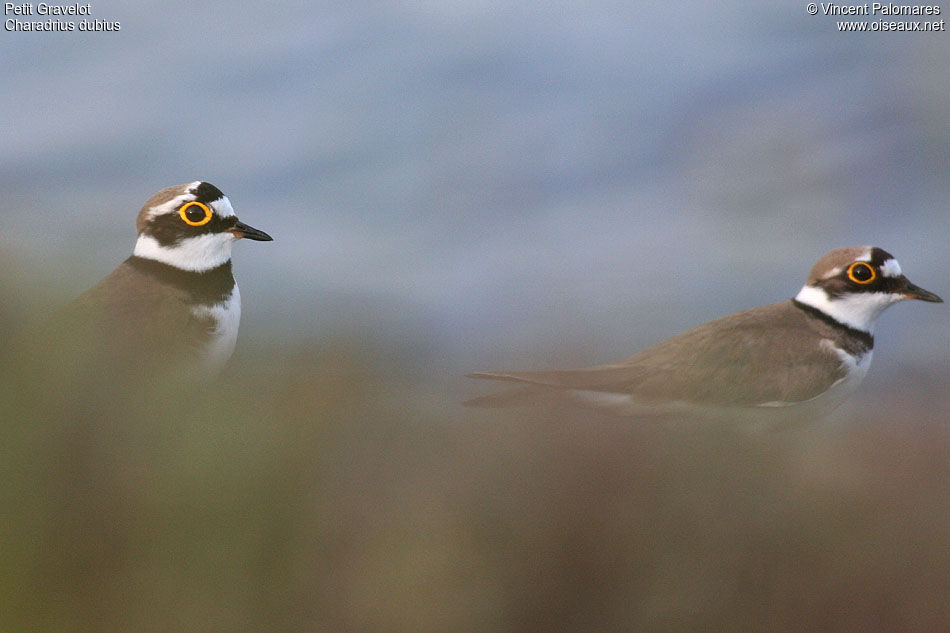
[127,256,235,304]
[792,299,874,350]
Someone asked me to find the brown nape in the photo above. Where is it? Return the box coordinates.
[804,245,871,284]
[135,182,194,234]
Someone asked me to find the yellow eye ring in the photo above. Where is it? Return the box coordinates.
[179,201,213,226]
[847,262,877,284]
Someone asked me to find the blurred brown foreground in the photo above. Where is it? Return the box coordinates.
[1,299,947,633]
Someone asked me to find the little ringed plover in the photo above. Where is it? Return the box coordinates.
[50,181,272,381]
[467,246,941,422]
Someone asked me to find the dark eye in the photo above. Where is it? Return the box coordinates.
[179,201,213,226]
[847,262,876,284]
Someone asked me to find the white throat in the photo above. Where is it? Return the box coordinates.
[794,284,904,333]
[133,233,237,272]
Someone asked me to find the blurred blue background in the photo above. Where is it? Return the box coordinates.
[2,1,947,391]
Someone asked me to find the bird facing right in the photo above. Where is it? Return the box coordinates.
[38,181,272,385]
[467,246,942,424]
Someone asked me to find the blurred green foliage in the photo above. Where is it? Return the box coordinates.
[1,297,947,633]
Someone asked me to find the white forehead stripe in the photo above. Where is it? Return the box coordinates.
[210,196,235,218]
[143,183,234,225]
[880,258,902,278]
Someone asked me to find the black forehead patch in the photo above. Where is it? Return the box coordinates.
[192,181,225,204]
[868,247,895,266]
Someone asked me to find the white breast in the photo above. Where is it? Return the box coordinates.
[818,339,873,404]
[190,285,242,377]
